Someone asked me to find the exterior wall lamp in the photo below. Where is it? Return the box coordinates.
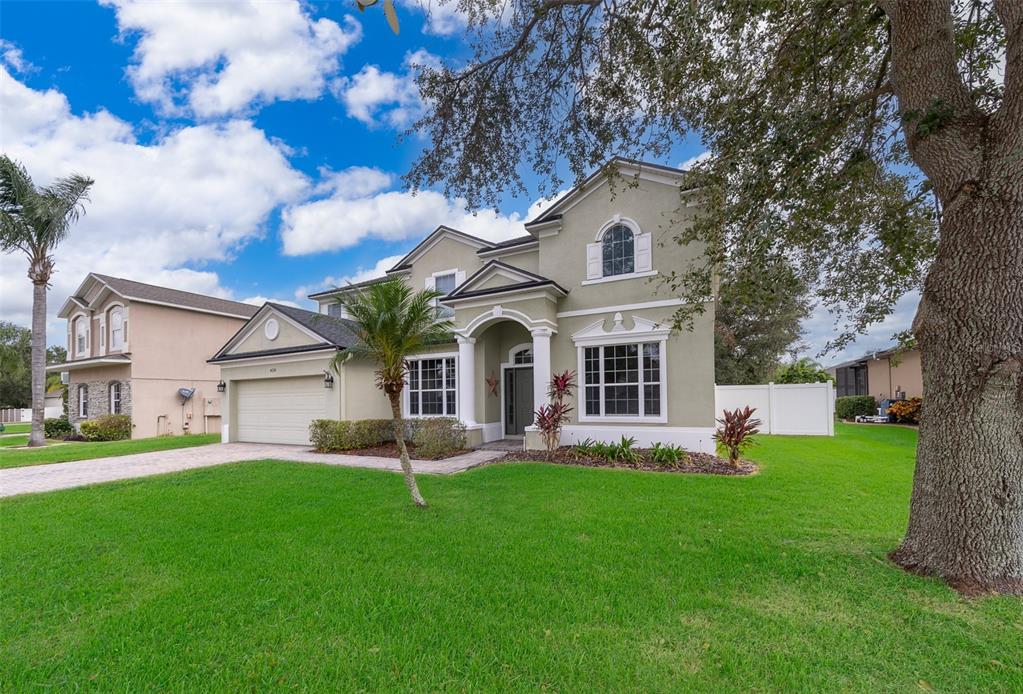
[323,371,334,389]
[216,380,226,393]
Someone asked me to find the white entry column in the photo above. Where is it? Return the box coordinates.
[456,336,477,426]
[531,328,552,422]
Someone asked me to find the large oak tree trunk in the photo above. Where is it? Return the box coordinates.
[388,391,428,508]
[890,190,1023,596]
[28,281,47,447]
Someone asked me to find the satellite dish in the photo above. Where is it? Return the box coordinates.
[177,387,195,403]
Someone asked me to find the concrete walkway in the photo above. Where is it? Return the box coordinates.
[0,444,506,498]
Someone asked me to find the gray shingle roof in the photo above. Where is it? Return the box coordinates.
[90,274,259,318]
[266,303,361,347]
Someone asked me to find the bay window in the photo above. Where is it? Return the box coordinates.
[406,356,457,417]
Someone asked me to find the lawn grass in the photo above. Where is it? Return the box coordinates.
[0,434,30,448]
[2,424,1020,691]
[0,433,220,469]
[0,422,31,434]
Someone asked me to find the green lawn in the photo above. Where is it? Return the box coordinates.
[2,425,1020,691]
[0,422,31,434]
[0,434,29,448]
[0,433,220,468]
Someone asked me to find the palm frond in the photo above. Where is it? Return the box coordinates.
[328,277,455,392]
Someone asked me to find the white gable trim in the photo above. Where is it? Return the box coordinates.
[217,305,326,357]
[388,226,493,273]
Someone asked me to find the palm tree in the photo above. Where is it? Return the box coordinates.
[331,277,453,507]
[0,156,94,446]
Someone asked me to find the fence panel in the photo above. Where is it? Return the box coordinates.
[714,381,834,436]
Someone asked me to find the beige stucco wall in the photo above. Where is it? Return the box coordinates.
[866,349,923,400]
[233,313,317,353]
[130,378,221,438]
[551,306,715,428]
[129,303,247,381]
[407,236,487,292]
[536,175,704,314]
[484,248,539,274]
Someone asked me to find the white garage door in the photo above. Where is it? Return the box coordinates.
[236,376,326,445]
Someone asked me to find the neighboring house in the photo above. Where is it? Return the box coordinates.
[211,158,717,452]
[44,384,65,417]
[827,346,923,401]
[47,274,258,438]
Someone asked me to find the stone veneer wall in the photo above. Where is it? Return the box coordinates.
[70,379,133,425]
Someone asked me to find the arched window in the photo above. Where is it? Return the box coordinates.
[601,224,635,277]
[109,307,124,350]
[74,317,88,356]
[513,348,532,365]
[109,382,122,414]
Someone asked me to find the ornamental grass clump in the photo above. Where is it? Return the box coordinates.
[714,406,762,468]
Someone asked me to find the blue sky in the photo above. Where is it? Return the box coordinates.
[0,0,912,363]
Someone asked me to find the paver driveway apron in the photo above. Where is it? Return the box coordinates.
[0,444,504,497]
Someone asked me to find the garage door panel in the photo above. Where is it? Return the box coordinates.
[236,376,325,445]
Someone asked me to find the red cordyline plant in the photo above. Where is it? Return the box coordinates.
[535,370,576,457]
[714,406,762,468]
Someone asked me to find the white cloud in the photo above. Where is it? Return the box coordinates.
[0,40,35,73]
[296,254,407,302]
[281,166,532,255]
[240,295,301,308]
[396,0,467,35]
[0,66,308,343]
[803,291,920,366]
[332,50,438,128]
[679,151,711,170]
[102,0,362,117]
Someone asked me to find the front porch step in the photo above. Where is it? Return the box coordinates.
[478,438,524,452]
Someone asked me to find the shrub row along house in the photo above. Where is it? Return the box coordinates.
[209,159,716,452]
[49,159,716,451]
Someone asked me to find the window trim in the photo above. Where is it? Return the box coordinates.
[108,306,125,351]
[78,384,88,418]
[109,382,122,415]
[73,314,89,358]
[576,339,668,424]
[402,352,459,419]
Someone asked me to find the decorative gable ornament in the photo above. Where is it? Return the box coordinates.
[571,314,670,346]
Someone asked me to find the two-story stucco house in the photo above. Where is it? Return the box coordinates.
[47,274,257,438]
[211,159,716,452]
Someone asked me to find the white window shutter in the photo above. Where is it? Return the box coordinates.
[425,276,436,291]
[586,242,602,279]
[99,316,106,354]
[635,232,652,273]
[455,270,466,288]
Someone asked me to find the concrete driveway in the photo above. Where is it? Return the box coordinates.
[0,444,505,498]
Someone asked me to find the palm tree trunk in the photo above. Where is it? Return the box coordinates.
[388,391,427,508]
[28,281,47,447]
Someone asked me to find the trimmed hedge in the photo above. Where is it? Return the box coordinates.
[309,417,467,458]
[44,417,74,440]
[80,414,132,441]
[835,396,877,420]
[309,419,393,452]
[411,417,467,458]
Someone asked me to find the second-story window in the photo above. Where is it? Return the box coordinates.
[602,224,635,277]
[109,308,124,350]
[434,272,457,295]
[75,317,88,357]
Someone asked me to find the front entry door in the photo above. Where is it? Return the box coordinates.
[504,367,534,436]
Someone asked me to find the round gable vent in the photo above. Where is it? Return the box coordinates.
[264,318,280,341]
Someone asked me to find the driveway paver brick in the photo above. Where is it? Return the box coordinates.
[0,444,506,497]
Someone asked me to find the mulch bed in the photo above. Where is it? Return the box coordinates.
[315,442,472,461]
[502,448,758,476]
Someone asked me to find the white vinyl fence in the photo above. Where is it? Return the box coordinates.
[0,407,63,423]
[714,381,835,436]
